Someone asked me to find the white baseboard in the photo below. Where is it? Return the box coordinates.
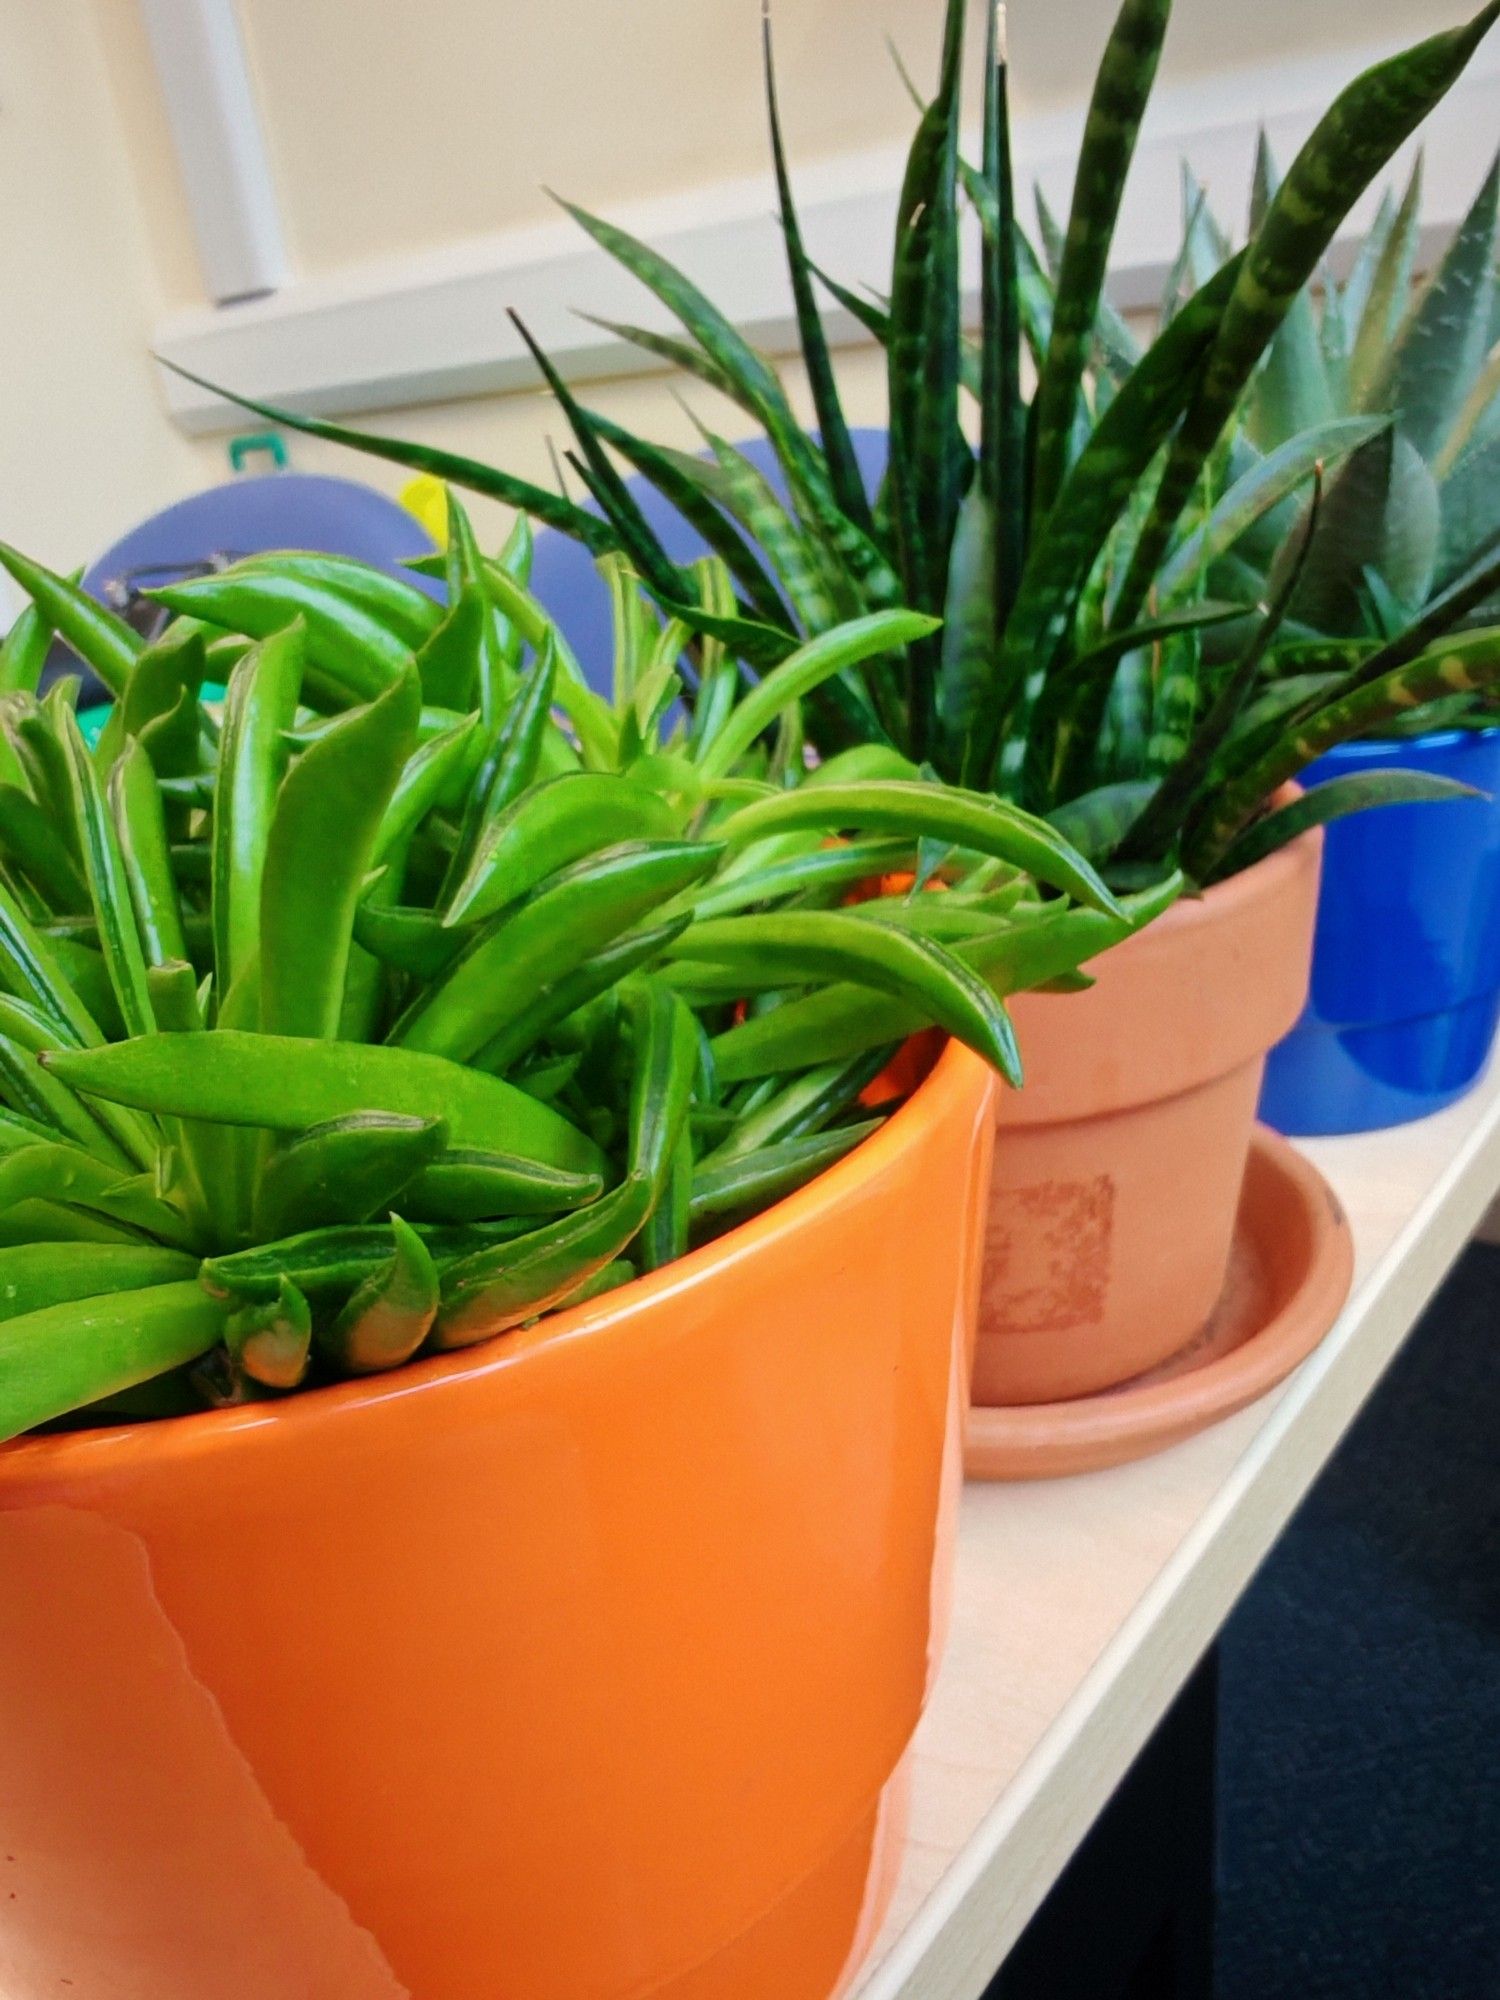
[154,27,1500,434]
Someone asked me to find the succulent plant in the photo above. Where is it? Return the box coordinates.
[0,518,1145,1441]
[172,0,1500,888]
[1171,143,1500,737]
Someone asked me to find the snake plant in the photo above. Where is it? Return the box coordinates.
[0,521,1140,1440]
[167,0,1500,889]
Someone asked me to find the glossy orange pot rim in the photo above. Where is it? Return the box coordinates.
[0,1037,995,1481]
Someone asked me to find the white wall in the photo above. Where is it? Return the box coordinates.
[2,0,1493,566]
[0,1,202,568]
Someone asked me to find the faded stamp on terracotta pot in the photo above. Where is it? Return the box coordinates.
[986,1177,1114,1333]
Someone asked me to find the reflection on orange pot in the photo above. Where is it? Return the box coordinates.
[975,830,1322,1406]
[0,1040,995,2000]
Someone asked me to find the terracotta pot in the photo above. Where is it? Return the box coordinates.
[974,829,1322,1406]
[0,1041,995,2000]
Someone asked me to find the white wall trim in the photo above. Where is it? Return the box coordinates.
[139,0,289,306]
[154,27,1500,433]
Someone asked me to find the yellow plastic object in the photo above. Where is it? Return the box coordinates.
[400,475,449,547]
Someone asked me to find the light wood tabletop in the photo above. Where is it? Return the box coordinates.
[850,1054,1500,2000]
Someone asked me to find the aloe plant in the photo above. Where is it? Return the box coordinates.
[1160,143,1500,737]
[0,523,1142,1440]
[171,0,1500,888]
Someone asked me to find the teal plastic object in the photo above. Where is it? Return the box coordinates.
[76,684,228,749]
[1258,728,1500,1135]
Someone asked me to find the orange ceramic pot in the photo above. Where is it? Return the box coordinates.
[974,830,1322,1406]
[0,1040,995,2000]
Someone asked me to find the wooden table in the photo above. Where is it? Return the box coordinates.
[850,1053,1500,2000]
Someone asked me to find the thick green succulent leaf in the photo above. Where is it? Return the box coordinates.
[1207,768,1483,881]
[1274,428,1440,633]
[1350,155,1427,402]
[1363,151,1500,462]
[1244,136,1335,447]
[1157,416,1388,599]
[1031,0,1171,521]
[1436,434,1500,592]
[0,546,142,697]
[668,907,1022,1082]
[1119,5,1500,624]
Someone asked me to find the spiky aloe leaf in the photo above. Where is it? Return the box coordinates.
[154,361,612,555]
[1117,4,1500,625]
[1274,428,1440,633]
[1351,542,1500,680]
[1157,416,1387,600]
[1245,135,1335,447]
[1185,627,1500,872]
[986,254,1244,797]
[1436,434,1500,591]
[1435,342,1500,477]
[886,0,967,742]
[1341,185,1398,334]
[763,7,872,536]
[1030,0,1171,522]
[1350,155,1427,403]
[1206,769,1483,881]
[1364,151,1500,462]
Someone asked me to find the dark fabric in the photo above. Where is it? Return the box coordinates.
[1217,1242,1500,1999]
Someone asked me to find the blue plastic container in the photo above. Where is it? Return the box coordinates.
[1258,728,1500,1135]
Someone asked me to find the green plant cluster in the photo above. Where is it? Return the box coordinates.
[174,0,1500,889]
[1152,143,1500,736]
[0,519,1153,1441]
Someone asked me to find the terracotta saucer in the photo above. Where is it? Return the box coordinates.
[964,1127,1354,1481]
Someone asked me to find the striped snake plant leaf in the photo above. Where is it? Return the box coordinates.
[1030,0,1171,524]
[1184,627,1500,873]
[885,0,967,725]
[1116,474,1325,864]
[1343,543,1500,685]
[1034,182,1143,381]
[507,311,693,613]
[1244,135,1336,449]
[552,194,834,520]
[572,312,739,403]
[807,259,891,345]
[1204,768,1484,882]
[587,415,795,634]
[153,361,614,556]
[935,485,1000,774]
[762,7,873,538]
[1116,2,1500,627]
[1362,150,1500,463]
[1035,600,1245,801]
[978,0,1026,650]
[684,424,850,631]
[986,253,1245,799]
